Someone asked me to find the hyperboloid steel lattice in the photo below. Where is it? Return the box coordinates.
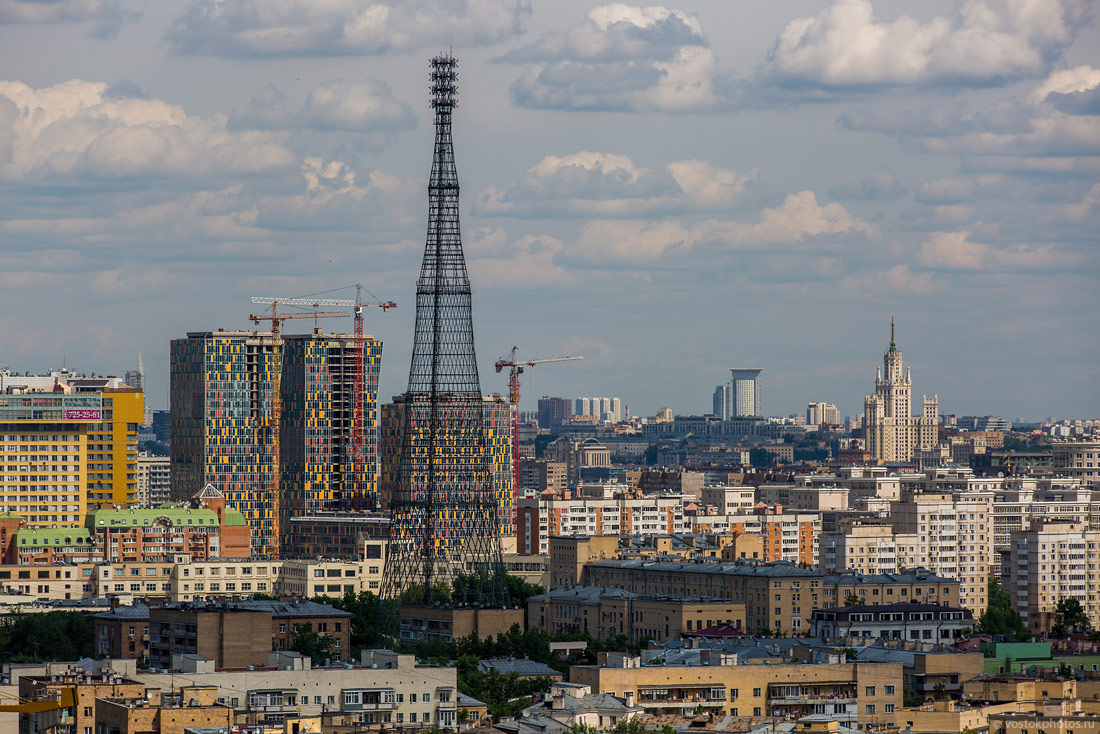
[379,54,510,616]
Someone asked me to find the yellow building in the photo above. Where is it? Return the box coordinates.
[0,373,143,526]
[569,658,904,728]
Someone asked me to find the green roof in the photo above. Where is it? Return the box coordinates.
[16,528,93,546]
[223,509,247,526]
[85,507,220,529]
[0,512,23,519]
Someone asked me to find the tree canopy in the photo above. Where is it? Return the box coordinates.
[978,579,1028,639]
[0,611,94,665]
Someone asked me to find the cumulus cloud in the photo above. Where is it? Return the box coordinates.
[466,228,571,288]
[915,230,1085,271]
[1030,65,1100,104]
[165,0,532,57]
[839,265,939,296]
[230,78,416,135]
[0,0,140,38]
[916,175,1011,204]
[762,0,1087,89]
[497,4,734,112]
[568,190,873,261]
[0,79,296,184]
[473,151,756,217]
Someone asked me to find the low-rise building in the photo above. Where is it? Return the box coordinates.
[528,586,746,642]
[810,602,973,642]
[568,655,903,728]
[398,606,524,644]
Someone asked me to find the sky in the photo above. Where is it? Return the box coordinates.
[0,0,1097,422]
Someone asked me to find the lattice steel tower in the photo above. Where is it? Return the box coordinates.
[380,54,510,612]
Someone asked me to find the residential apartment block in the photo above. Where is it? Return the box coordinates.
[1000,520,1100,634]
[0,371,143,525]
[171,329,383,555]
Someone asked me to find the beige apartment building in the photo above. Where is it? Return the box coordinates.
[527,585,746,641]
[569,657,904,728]
[818,487,993,615]
[582,559,959,635]
[1053,439,1100,487]
[1000,520,1100,634]
[991,477,1096,551]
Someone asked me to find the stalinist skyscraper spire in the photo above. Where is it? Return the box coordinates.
[864,317,939,462]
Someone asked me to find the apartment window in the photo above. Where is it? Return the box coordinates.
[885,685,896,695]
[865,686,876,696]
[709,688,724,700]
[866,704,876,714]
[753,708,761,716]
[884,704,895,713]
[410,694,417,703]
[753,688,761,697]
[410,713,417,722]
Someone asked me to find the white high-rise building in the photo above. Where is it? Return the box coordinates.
[863,318,938,462]
[574,396,623,423]
[728,368,762,417]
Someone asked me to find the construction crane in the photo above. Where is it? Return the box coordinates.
[250,289,396,528]
[248,300,348,557]
[494,346,582,496]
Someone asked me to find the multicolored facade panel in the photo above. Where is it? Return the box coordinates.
[170,331,382,557]
[380,394,514,540]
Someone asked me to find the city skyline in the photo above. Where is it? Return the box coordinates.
[1,1,1097,420]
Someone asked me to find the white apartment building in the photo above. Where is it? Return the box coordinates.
[136,454,170,507]
[792,466,902,501]
[699,486,756,514]
[1000,521,1100,634]
[991,477,1096,551]
[515,485,688,555]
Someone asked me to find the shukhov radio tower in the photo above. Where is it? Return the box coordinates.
[380,54,510,615]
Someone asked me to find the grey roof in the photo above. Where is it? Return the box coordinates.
[528,586,637,604]
[587,558,822,578]
[852,646,916,666]
[478,659,561,677]
[457,692,487,708]
[93,601,150,621]
[234,599,351,618]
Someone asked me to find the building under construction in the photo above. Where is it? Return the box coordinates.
[170,328,382,556]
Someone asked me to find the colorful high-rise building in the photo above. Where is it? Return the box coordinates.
[0,370,143,526]
[170,329,382,555]
[379,394,514,538]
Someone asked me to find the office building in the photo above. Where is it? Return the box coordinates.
[728,368,763,417]
[151,410,170,445]
[170,329,382,556]
[380,393,513,537]
[538,396,573,430]
[863,319,939,462]
[0,371,143,525]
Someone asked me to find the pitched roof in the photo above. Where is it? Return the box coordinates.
[478,659,561,677]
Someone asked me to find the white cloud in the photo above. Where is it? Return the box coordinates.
[1030,65,1100,104]
[916,175,1010,204]
[0,0,140,38]
[839,264,939,296]
[568,190,873,262]
[497,4,733,112]
[763,0,1086,89]
[473,151,755,217]
[165,0,532,57]
[0,79,297,183]
[230,78,416,136]
[916,230,1085,271]
[466,230,571,288]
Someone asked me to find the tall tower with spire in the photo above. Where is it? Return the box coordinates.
[380,55,510,615]
[864,317,939,462]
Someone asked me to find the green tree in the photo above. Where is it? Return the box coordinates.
[932,683,946,700]
[978,579,1028,639]
[289,622,334,664]
[611,718,647,734]
[749,448,772,467]
[0,611,94,664]
[843,593,863,607]
[1051,598,1091,638]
